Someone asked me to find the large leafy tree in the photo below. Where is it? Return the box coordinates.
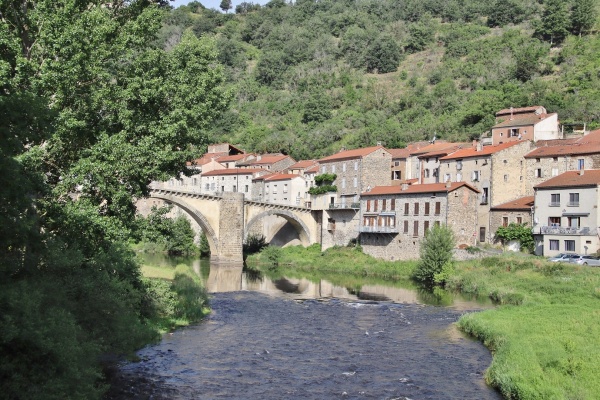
[570,0,598,37]
[534,0,571,45]
[0,0,229,398]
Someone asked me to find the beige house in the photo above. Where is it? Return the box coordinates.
[439,140,533,242]
[388,142,429,184]
[418,143,467,184]
[524,129,600,193]
[201,168,266,198]
[359,182,480,260]
[238,154,296,172]
[287,160,317,175]
[532,170,600,257]
[491,106,560,145]
[490,196,534,241]
[262,174,307,206]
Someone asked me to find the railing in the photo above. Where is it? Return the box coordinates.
[328,202,360,210]
[535,226,597,235]
[360,225,400,233]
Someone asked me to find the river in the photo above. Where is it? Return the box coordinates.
[105,254,501,400]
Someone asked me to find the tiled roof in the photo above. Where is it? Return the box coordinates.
[492,113,556,129]
[264,173,304,182]
[361,182,479,196]
[288,160,316,169]
[217,154,249,162]
[491,196,534,211]
[201,168,264,177]
[417,144,469,159]
[305,165,319,174]
[525,130,600,158]
[241,154,293,165]
[409,141,458,156]
[318,145,387,162]
[186,154,225,166]
[439,141,523,160]
[252,173,275,181]
[496,106,545,117]
[534,170,600,188]
[387,142,431,158]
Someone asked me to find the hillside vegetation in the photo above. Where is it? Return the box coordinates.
[163,0,600,159]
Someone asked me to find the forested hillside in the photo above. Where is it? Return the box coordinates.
[163,0,600,159]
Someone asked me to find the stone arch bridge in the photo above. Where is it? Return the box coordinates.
[149,187,319,264]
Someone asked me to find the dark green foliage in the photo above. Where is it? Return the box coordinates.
[136,206,200,255]
[303,93,332,124]
[414,225,455,286]
[487,0,526,27]
[314,173,337,185]
[534,0,571,45]
[365,34,403,73]
[495,223,535,253]
[570,0,598,37]
[220,0,232,13]
[405,20,436,53]
[171,265,208,321]
[199,232,211,256]
[244,234,268,256]
[262,246,283,269]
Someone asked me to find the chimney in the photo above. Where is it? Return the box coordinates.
[472,139,477,149]
[476,141,483,151]
[445,180,451,189]
[401,183,409,191]
[579,169,585,176]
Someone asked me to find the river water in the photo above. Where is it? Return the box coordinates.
[105,255,501,400]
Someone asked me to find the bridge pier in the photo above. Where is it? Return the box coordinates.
[214,192,245,265]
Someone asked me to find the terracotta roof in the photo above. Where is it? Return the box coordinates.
[491,196,534,211]
[246,155,291,165]
[534,170,600,189]
[201,168,264,177]
[264,173,304,182]
[186,154,225,166]
[440,141,524,160]
[318,145,387,162]
[252,173,275,181]
[492,113,556,129]
[417,144,469,159]
[525,131,600,158]
[288,160,316,169]
[361,182,480,196]
[496,106,545,117]
[305,165,319,174]
[409,141,458,156]
[217,154,249,162]
[387,142,431,158]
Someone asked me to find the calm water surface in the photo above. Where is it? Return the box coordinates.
[106,254,501,400]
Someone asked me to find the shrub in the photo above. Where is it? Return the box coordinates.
[243,234,268,256]
[262,246,282,269]
[171,265,208,322]
[414,225,455,286]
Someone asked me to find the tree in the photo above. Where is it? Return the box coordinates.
[571,0,598,37]
[364,34,402,73]
[534,0,570,45]
[495,223,534,253]
[220,0,232,13]
[487,0,525,27]
[414,225,455,286]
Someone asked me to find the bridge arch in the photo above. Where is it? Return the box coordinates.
[245,209,311,246]
[149,193,219,256]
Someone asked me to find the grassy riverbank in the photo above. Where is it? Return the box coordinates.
[248,246,600,399]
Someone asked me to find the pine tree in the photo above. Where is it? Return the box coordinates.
[571,0,597,37]
[535,0,571,45]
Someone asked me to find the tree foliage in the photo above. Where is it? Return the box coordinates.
[495,223,534,253]
[414,225,455,287]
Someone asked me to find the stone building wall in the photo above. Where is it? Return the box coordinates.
[446,186,479,247]
[320,210,360,250]
[489,210,532,241]
[361,148,393,192]
[490,141,532,206]
[272,157,296,172]
[524,155,596,195]
[217,192,244,264]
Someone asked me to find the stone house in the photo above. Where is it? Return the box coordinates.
[261,173,308,206]
[524,129,600,194]
[201,168,266,198]
[532,170,600,257]
[418,143,467,184]
[216,153,256,169]
[237,154,296,172]
[358,182,480,260]
[438,140,533,243]
[491,106,560,145]
[489,196,534,241]
[287,160,317,175]
[388,142,429,184]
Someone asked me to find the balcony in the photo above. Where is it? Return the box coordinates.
[535,226,597,236]
[360,225,399,234]
[329,202,360,210]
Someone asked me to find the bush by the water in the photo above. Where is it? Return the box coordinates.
[413,225,455,286]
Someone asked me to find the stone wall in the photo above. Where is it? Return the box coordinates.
[447,186,479,247]
[320,209,360,250]
[489,210,532,241]
[525,155,595,195]
[490,141,532,206]
[216,192,244,264]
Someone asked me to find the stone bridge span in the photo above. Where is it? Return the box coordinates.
[148,187,318,264]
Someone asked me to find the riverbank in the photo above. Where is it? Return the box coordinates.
[248,246,600,399]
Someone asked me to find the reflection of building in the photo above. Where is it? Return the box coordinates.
[359,182,479,260]
[532,170,600,257]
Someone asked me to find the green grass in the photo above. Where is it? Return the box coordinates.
[140,264,176,280]
[250,246,600,399]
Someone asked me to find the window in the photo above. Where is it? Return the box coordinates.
[548,217,561,227]
[414,203,419,215]
[332,165,336,173]
[564,240,575,252]
[354,161,358,170]
[424,202,430,215]
[549,240,559,251]
[550,193,560,206]
[321,166,326,173]
[342,163,346,172]
[578,159,584,170]
[502,217,509,227]
[536,158,541,163]
[245,185,249,193]
[479,227,486,242]
[568,193,579,206]
[233,185,237,192]
[472,170,480,182]
[435,201,441,215]
[423,221,429,235]
[535,169,542,178]
[568,217,580,229]
[445,173,451,182]
[456,172,462,182]
[552,168,559,177]
[205,183,210,190]
[366,200,371,212]
[284,184,288,193]
[341,179,346,189]
[221,185,225,191]
[516,217,522,224]
[403,220,409,233]
[391,199,396,211]
[382,199,387,211]
[413,221,419,237]
[374,200,378,212]
[425,169,430,178]
[354,177,358,187]
[404,203,409,215]
[504,174,508,182]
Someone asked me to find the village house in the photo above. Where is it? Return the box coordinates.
[286,160,317,175]
[532,170,600,257]
[388,142,429,184]
[524,129,600,193]
[201,168,267,198]
[491,106,560,145]
[262,174,308,206]
[359,182,480,260]
[438,140,533,242]
[489,196,534,244]
[418,143,467,184]
[237,153,296,172]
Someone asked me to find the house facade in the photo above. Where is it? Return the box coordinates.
[262,174,307,206]
[237,154,296,172]
[200,168,266,198]
[532,170,600,257]
[359,182,479,260]
[489,196,534,241]
[491,106,560,145]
